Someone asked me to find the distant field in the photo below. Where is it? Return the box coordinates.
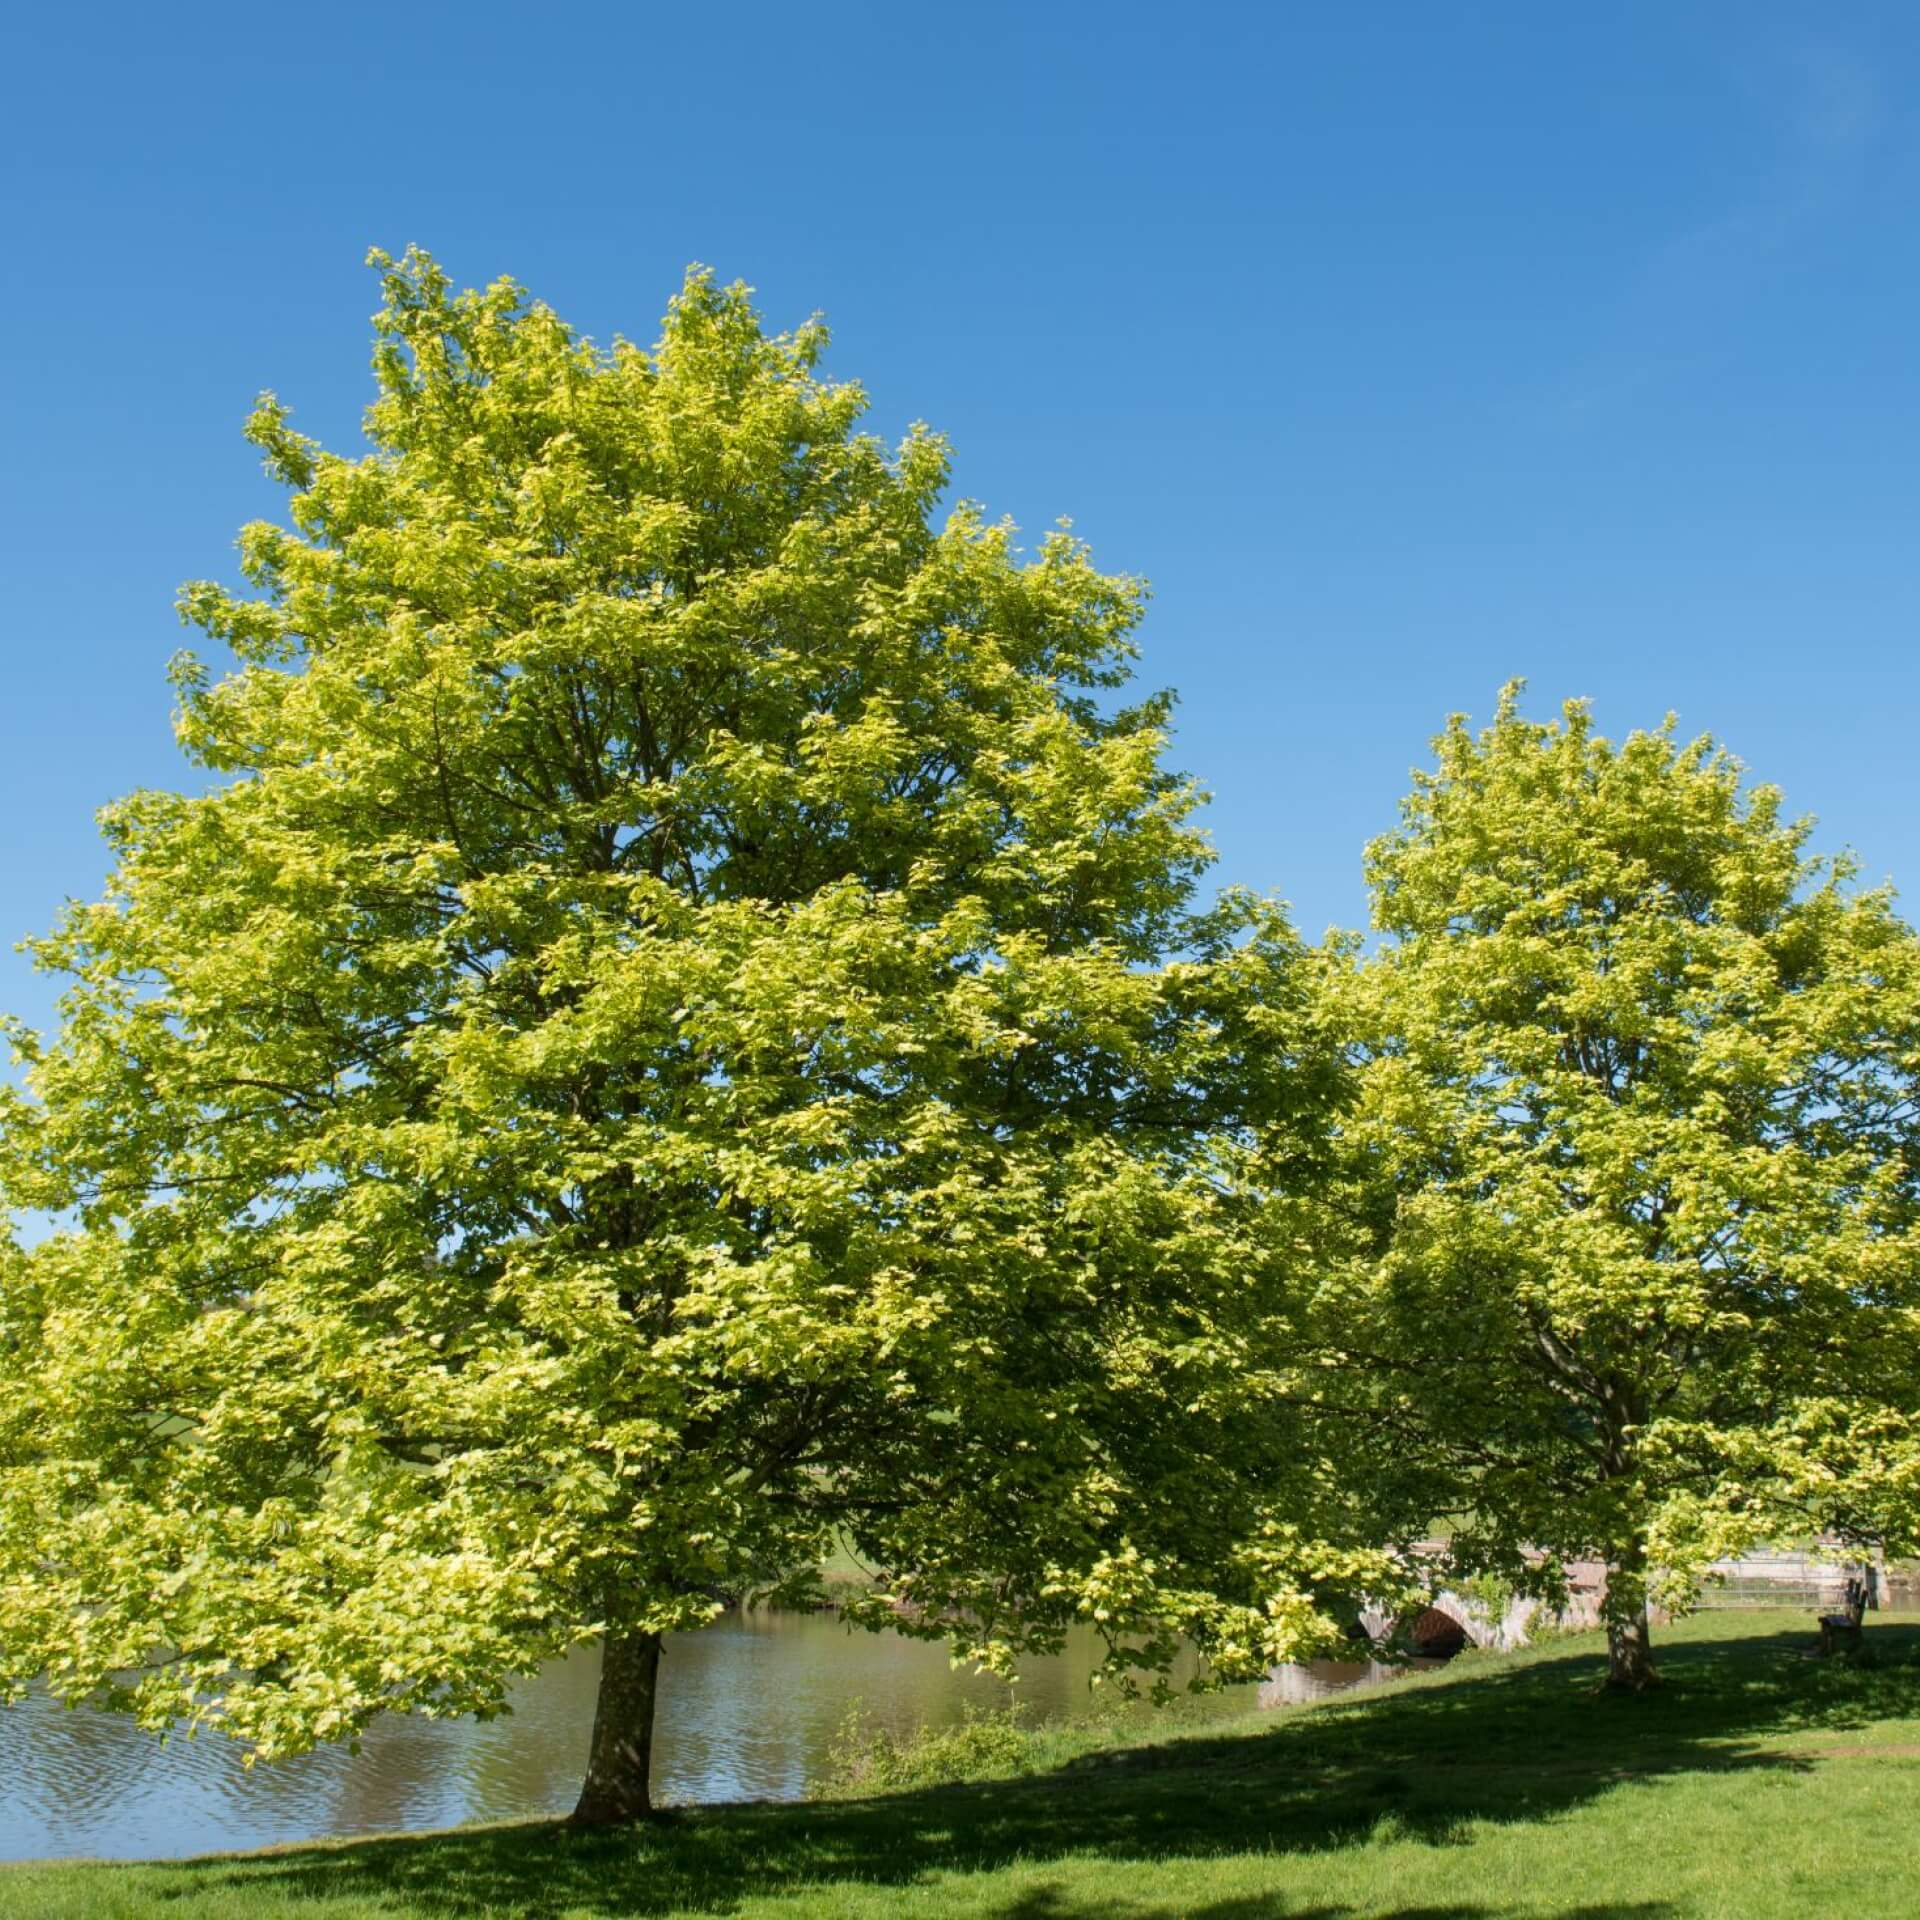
[8,1610,1920,1919]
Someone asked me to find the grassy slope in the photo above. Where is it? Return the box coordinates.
[8,1611,1920,1920]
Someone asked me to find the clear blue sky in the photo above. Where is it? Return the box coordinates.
[5,3,1918,1035]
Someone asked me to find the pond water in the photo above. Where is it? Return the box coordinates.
[0,1612,1432,1863]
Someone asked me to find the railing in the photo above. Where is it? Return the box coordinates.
[1694,1552,1890,1611]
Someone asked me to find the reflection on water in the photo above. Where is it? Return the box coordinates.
[1259,1656,1444,1706]
[0,1613,1427,1863]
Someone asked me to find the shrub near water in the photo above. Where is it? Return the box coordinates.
[821,1678,1257,1797]
[824,1702,1040,1794]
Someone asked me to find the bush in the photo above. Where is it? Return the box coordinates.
[823,1702,1039,1795]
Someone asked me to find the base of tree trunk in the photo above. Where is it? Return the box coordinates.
[569,1629,663,1826]
[568,1803,676,1828]
[1603,1610,1660,1692]
[1600,1666,1663,1692]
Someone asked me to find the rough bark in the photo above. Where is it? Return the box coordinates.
[1602,1552,1660,1691]
[570,1629,663,1824]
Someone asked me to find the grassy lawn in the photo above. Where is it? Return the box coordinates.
[8,1611,1920,1919]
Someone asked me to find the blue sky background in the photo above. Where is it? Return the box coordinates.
[4,3,1918,1037]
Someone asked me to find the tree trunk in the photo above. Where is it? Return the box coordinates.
[1603,1552,1659,1692]
[570,1629,663,1825]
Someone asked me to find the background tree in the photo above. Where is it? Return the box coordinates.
[0,251,1377,1822]
[1317,688,1920,1688]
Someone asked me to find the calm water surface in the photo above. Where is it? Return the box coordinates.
[0,1614,1428,1863]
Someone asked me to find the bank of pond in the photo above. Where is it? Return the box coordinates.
[0,1609,1436,1863]
[7,1612,1920,1920]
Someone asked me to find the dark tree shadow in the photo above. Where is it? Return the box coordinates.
[989,1899,1676,1919]
[134,1627,1918,1920]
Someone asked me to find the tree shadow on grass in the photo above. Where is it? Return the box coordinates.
[994,1898,1678,1919]
[142,1627,1920,1920]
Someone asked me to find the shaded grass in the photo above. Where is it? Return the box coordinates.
[7,1612,1920,1919]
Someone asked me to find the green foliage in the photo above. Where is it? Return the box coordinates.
[0,251,1377,1767]
[1317,686,1920,1658]
[823,1700,1038,1795]
[1449,1570,1517,1619]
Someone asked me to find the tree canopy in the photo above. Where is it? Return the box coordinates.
[0,251,1377,1819]
[1317,688,1920,1686]
[11,246,1913,1833]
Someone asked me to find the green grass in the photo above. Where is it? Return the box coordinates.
[9,1612,1920,1919]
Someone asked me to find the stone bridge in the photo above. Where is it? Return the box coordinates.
[1357,1545,1881,1656]
[1352,1550,1614,1654]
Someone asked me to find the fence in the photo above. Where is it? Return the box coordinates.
[1694,1550,1917,1611]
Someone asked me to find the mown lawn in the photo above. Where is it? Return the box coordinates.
[8,1611,1920,1919]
